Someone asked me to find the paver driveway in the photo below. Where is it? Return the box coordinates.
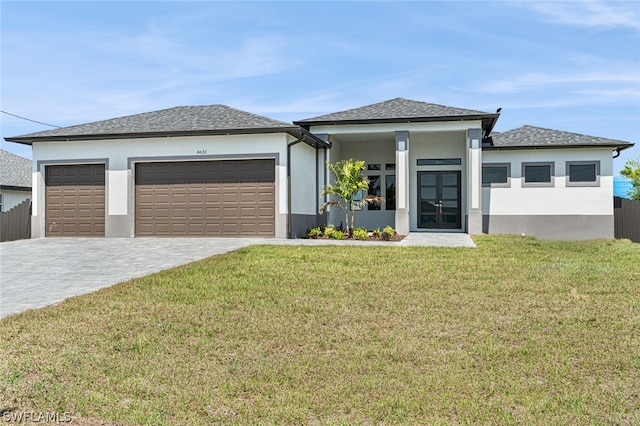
[0,237,263,319]
[0,233,474,319]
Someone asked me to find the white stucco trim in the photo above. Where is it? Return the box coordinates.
[470,149,480,209]
[31,172,39,216]
[107,170,129,215]
[397,151,407,209]
[310,120,482,136]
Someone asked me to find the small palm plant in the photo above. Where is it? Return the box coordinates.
[319,158,383,236]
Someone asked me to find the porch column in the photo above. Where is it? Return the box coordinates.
[467,128,483,234]
[395,131,410,235]
[316,133,331,227]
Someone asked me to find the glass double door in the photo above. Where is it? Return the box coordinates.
[417,171,461,229]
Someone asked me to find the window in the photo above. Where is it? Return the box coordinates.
[417,158,462,166]
[482,163,511,187]
[368,175,381,210]
[566,161,600,187]
[386,175,396,210]
[522,162,554,187]
[365,164,394,211]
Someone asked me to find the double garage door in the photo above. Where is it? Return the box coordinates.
[45,160,275,237]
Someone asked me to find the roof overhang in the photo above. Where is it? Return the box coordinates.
[5,126,330,149]
[295,114,500,138]
[0,185,31,192]
[482,142,635,151]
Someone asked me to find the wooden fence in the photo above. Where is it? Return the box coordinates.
[0,199,31,242]
[614,197,640,243]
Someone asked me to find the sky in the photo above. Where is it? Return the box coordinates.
[1,0,639,174]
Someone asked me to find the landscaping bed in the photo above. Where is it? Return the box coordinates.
[305,224,404,241]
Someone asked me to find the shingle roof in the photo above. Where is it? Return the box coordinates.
[488,125,634,149]
[0,149,32,189]
[294,97,496,124]
[6,105,295,141]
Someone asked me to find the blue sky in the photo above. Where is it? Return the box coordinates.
[1,1,639,173]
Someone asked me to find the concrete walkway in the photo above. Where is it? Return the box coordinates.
[0,233,474,319]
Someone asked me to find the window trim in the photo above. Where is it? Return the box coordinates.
[417,158,462,166]
[522,161,555,187]
[482,163,511,188]
[566,160,600,187]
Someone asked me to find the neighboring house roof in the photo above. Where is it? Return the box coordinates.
[486,125,634,150]
[294,97,500,136]
[5,105,328,148]
[0,149,32,190]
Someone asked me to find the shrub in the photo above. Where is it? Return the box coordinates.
[332,230,345,240]
[323,225,335,238]
[381,226,396,241]
[371,227,381,238]
[306,227,322,239]
[353,227,368,240]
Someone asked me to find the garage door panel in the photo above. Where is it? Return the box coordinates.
[135,160,275,237]
[45,164,105,237]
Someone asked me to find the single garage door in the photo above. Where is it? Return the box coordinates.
[135,159,275,237]
[45,164,106,237]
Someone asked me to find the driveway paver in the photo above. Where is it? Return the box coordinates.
[1,233,474,319]
[0,237,262,318]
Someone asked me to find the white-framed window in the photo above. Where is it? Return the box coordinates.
[522,162,554,187]
[482,163,511,187]
[566,161,600,187]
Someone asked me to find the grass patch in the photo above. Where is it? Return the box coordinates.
[1,235,639,424]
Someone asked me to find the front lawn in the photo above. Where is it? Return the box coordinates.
[1,235,638,425]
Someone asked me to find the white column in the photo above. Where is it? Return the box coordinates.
[467,128,483,234]
[275,164,288,239]
[395,131,410,235]
[31,170,44,238]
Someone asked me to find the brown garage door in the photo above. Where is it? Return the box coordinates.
[135,159,275,237]
[45,164,106,237]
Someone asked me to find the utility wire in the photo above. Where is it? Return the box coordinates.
[1,110,61,128]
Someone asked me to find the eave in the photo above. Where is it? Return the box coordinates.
[0,185,31,192]
[5,127,330,149]
[482,142,635,151]
[295,114,500,137]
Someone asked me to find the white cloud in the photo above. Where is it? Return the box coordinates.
[517,0,640,30]
[474,71,640,94]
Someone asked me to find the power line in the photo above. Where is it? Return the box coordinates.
[1,110,61,128]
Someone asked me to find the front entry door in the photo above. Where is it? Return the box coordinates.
[417,171,461,229]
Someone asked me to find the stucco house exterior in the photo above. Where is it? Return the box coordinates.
[5,98,634,240]
[0,149,32,212]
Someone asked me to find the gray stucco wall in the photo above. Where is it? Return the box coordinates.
[482,215,614,240]
[290,213,322,238]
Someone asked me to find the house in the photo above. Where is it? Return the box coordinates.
[294,99,633,240]
[4,98,634,240]
[0,149,32,212]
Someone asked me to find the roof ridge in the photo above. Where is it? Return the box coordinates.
[490,124,633,148]
[221,104,293,127]
[6,104,294,141]
[506,124,630,142]
[294,97,494,124]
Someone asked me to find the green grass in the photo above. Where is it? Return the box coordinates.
[1,235,639,425]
